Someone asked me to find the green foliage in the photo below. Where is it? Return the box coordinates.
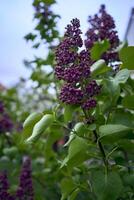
[22,112,43,140]
[24,33,37,41]
[61,136,89,170]
[91,40,110,60]
[26,114,54,143]
[92,171,123,200]
[91,59,110,77]
[99,124,133,142]
[60,178,78,200]
[119,46,134,69]
[114,69,130,84]
[122,95,134,109]
[109,109,134,128]
[102,78,120,104]
[33,0,56,6]
[64,105,77,122]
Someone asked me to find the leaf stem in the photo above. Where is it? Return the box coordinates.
[123,150,131,174]
[82,108,109,173]
[93,130,108,172]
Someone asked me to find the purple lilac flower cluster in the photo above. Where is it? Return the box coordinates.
[0,157,34,200]
[0,101,4,113]
[85,5,119,64]
[55,18,101,110]
[16,157,34,200]
[0,171,14,200]
[0,101,13,134]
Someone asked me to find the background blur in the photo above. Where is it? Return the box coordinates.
[0,0,134,86]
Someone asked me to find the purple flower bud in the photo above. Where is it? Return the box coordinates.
[16,157,34,200]
[63,66,82,83]
[55,38,78,65]
[0,172,9,191]
[82,99,97,110]
[55,66,65,80]
[63,65,90,83]
[65,18,83,46]
[0,171,14,200]
[59,84,83,105]
[0,114,13,133]
[86,80,101,97]
[55,18,83,66]
[55,50,91,84]
[0,101,4,113]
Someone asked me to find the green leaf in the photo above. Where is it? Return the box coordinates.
[64,105,75,122]
[26,114,54,143]
[91,40,110,60]
[122,95,134,109]
[32,43,40,49]
[109,110,134,128]
[71,122,89,137]
[114,69,130,84]
[22,112,43,141]
[60,178,76,200]
[91,59,110,76]
[64,134,76,147]
[3,147,18,157]
[33,0,56,6]
[119,46,134,69]
[123,173,134,188]
[102,78,120,104]
[99,124,133,142]
[92,171,123,200]
[61,136,88,169]
[117,140,134,153]
[68,136,88,160]
[43,0,56,5]
[68,188,79,200]
[45,125,62,159]
[24,33,37,41]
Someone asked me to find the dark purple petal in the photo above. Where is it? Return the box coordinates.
[60,84,83,105]
[86,80,101,97]
[82,99,97,110]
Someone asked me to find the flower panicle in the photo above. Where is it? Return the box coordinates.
[85,4,120,64]
[55,18,101,111]
[16,157,34,200]
[0,171,15,200]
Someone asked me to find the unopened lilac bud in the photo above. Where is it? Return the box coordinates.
[59,84,83,105]
[82,99,97,110]
[86,80,101,97]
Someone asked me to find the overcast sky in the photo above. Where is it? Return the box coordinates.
[0,0,134,86]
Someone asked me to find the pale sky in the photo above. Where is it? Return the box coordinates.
[0,0,134,86]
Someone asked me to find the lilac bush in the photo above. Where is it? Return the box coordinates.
[0,2,134,200]
[22,4,134,200]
